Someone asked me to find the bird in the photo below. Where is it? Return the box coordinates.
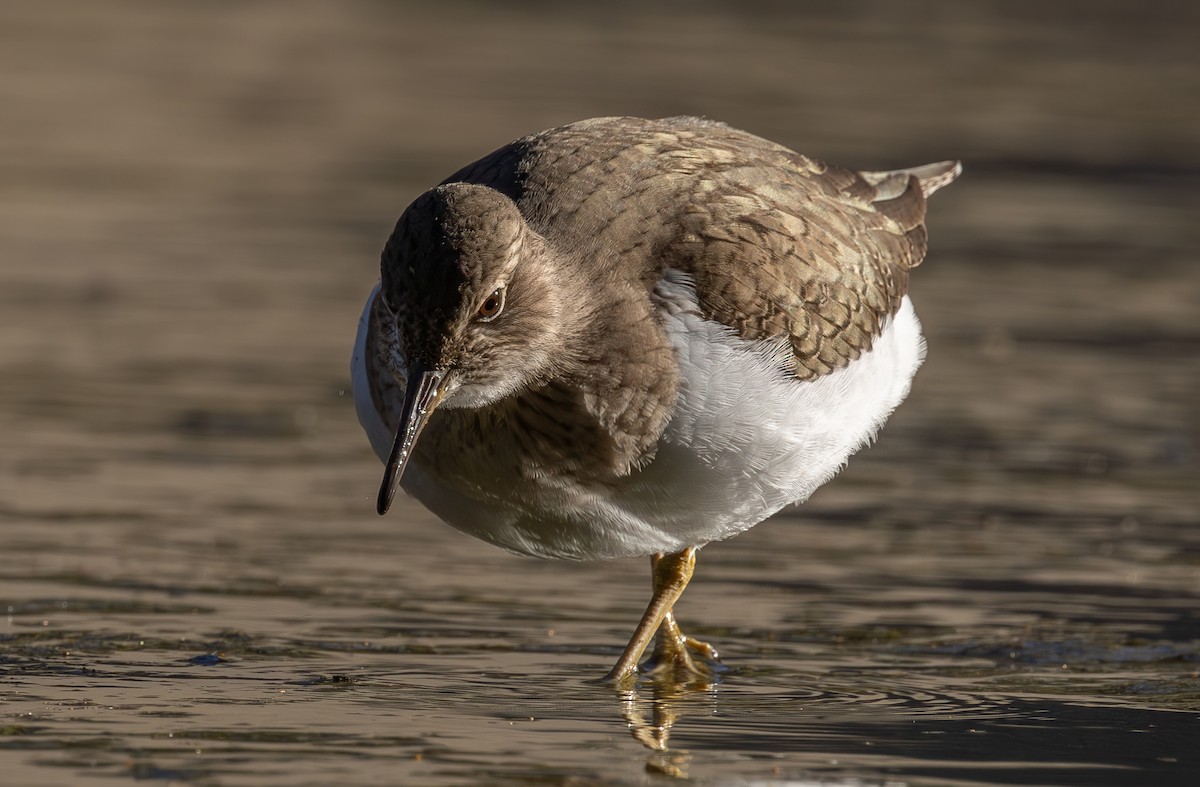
[350,116,960,684]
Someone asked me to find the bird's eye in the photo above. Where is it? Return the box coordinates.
[477,286,505,321]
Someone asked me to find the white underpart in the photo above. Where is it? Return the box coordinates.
[351,273,925,560]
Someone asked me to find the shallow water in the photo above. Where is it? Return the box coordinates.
[3,504,1199,785]
[2,2,1198,785]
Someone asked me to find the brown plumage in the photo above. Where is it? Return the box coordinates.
[444,116,959,380]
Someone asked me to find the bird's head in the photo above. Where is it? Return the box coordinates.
[373,182,574,514]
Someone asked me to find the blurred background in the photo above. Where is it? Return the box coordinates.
[0,1,1197,785]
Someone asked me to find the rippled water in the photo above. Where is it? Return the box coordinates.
[2,3,1198,785]
[4,504,1198,785]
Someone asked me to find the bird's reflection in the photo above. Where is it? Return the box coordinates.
[617,671,722,778]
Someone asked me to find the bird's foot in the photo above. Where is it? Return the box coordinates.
[640,612,725,686]
[642,635,723,683]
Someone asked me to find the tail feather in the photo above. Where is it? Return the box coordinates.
[862,160,962,199]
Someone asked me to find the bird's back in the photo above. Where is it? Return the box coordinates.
[445,115,959,380]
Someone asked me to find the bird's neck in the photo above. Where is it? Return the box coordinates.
[424,276,681,484]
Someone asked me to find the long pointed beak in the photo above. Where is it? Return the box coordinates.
[376,364,447,515]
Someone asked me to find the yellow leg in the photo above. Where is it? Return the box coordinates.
[604,547,697,684]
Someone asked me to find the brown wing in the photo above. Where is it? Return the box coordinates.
[445,116,960,381]
[664,153,961,379]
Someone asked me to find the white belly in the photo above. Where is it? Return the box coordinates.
[351,275,925,560]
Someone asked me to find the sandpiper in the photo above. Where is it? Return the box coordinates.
[351,116,959,684]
